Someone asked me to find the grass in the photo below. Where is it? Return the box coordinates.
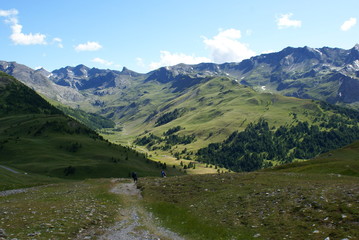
[0,113,182,182]
[1,135,358,239]
[0,72,182,186]
[134,145,228,175]
[1,70,359,239]
[0,179,123,239]
[138,172,359,240]
[266,140,359,177]
[103,76,341,168]
[0,166,66,191]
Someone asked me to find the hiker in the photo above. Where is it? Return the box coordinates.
[132,172,138,183]
[161,170,167,178]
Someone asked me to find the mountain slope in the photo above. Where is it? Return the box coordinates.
[267,140,359,176]
[0,61,85,105]
[139,171,359,240]
[0,72,175,179]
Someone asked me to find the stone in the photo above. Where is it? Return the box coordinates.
[0,229,7,237]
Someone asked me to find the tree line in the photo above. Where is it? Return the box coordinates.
[197,114,359,172]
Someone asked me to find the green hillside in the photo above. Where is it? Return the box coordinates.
[5,58,359,172]
[266,140,359,177]
[0,72,179,183]
[139,172,358,240]
[137,139,359,239]
[98,76,359,170]
[105,76,315,144]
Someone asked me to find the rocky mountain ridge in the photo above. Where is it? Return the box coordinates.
[148,44,359,105]
[1,44,359,109]
[0,61,84,104]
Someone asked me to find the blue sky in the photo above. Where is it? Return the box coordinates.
[0,0,358,73]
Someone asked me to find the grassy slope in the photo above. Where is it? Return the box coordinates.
[0,166,66,191]
[0,179,123,239]
[137,139,359,240]
[0,72,181,184]
[105,77,325,152]
[266,140,359,177]
[90,75,359,174]
[139,172,358,240]
[2,141,358,239]
[0,114,170,179]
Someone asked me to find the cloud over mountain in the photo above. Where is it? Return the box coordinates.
[203,28,256,63]
[149,51,210,70]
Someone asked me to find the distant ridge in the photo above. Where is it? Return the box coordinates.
[2,44,359,108]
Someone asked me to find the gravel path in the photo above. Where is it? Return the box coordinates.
[97,180,185,240]
[0,165,20,174]
[0,185,49,197]
[0,188,32,197]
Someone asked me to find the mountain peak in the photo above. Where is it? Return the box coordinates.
[345,44,359,63]
[75,64,88,69]
[74,64,90,72]
[353,43,359,51]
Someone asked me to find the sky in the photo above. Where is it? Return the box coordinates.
[0,0,358,73]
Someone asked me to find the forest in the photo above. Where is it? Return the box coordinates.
[134,126,195,151]
[197,110,359,172]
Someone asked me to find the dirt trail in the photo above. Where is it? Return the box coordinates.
[0,187,36,197]
[0,165,20,174]
[96,180,184,240]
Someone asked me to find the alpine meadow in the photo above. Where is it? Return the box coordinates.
[0,1,359,239]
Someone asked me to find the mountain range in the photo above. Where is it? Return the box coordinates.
[1,44,359,171]
[2,44,359,108]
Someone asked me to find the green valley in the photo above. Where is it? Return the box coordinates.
[1,63,359,240]
[2,45,359,173]
[0,72,179,184]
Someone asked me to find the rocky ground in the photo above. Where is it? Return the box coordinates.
[77,180,184,240]
[0,178,184,239]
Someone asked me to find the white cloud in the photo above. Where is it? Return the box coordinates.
[0,9,18,17]
[341,17,357,31]
[149,51,210,70]
[202,28,256,63]
[0,9,47,45]
[10,19,47,45]
[276,13,302,29]
[52,37,63,48]
[92,57,113,66]
[75,41,102,52]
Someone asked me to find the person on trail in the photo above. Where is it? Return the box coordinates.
[161,170,167,178]
[132,172,138,183]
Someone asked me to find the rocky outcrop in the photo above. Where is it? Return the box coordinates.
[0,61,84,104]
